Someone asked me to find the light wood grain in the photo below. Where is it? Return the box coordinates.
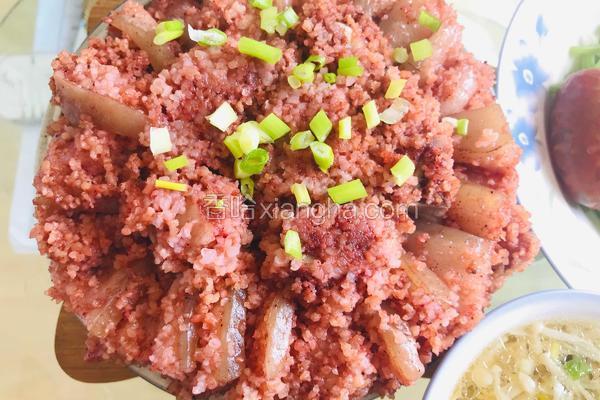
[54,306,136,383]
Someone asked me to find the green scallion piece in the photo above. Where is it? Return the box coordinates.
[337,56,364,77]
[279,7,300,28]
[224,134,244,159]
[289,130,315,150]
[306,54,326,70]
[309,109,333,142]
[564,356,592,380]
[250,0,272,10]
[154,20,184,45]
[323,72,337,84]
[385,79,407,99]
[288,75,302,89]
[240,121,273,144]
[240,177,255,200]
[237,124,261,155]
[260,7,279,34]
[456,118,469,136]
[155,179,188,192]
[327,179,368,204]
[238,36,282,64]
[284,229,303,260]
[188,26,227,46]
[292,62,315,83]
[393,47,409,64]
[418,10,441,32]
[362,100,380,129]
[410,39,433,62]
[338,116,351,140]
[390,155,415,187]
[164,155,189,171]
[309,141,334,173]
[207,101,238,132]
[291,183,311,206]
[275,21,289,36]
[235,148,269,178]
[259,113,291,140]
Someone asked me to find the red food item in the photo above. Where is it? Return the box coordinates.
[550,69,600,210]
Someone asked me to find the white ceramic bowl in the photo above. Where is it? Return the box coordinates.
[423,290,600,399]
[496,0,600,291]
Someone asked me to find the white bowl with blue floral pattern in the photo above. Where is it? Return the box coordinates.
[496,0,600,292]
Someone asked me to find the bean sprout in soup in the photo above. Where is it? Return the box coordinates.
[451,320,600,400]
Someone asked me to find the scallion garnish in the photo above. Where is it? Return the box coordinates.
[418,10,441,32]
[337,56,364,77]
[155,179,188,192]
[338,116,351,140]
[238,36,282,64]
[292,62,315,84]
[236,148,269,179]
[260,7,279,34]
[290,130,315,150]
[385,79,407,99]
[309,141,334,173]
[288,75,302,89]
[259,113,291,140]
[390,155,415,186]
[456,118,469,136]
[362,100,380,129]
[309,109,333,142]
[149,127,173,155]
[279,7,300,29]
[564,356,592,380]
[207,101,238,132]
[154,20,184,45]
[240,177,254,200]
[188,26,227,46]
[410,39,433,62]
[284,229,303,260]
[237,124,261,154]
[327,179,368,204]
[240,121,273,144]
[291,183,311,206]
[380,98,410,125]
[164,155,189,171]
[250,0,272,9]
[306,54,326,70]
[393,47,409,64]
[224,134,244,159]
[323,72,337,84]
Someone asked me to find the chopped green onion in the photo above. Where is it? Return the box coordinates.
[309,142,334,173]
[362,100,380,129]
[275,21,289,36]
[260,7,279,34]
[309,109,333,142]
[259,113,291,140]
[292,62,316,83]
[164,155,189,171]
[327,179,368,204]
[569,45,600,57]
[188,26,227,46]
[385,79,407,99]
[306,54,326,70]
[338,116,351,140]
[239,121,273,144]
[290,130,315,150]
[456,118,469,136]
[238,36,282,64]
[393,47,409,64]
[291,183,311,206]
[154,20,184,45]
[155,179,188,192]
[288,75,302,89]
[390,155,415,186]
[337,56,364,77]
[149,127,173,155]
[410,39,433,62]
[250,0,272,9]
[380,98,410,124]
[237,125,260,155]
[564,356,592,380]
[207,101,238,132]
[240,177,254,200]
[323,72,337,84]
[279,7,300,28]
[284,230,302,260]
[224,134,244,159]
[418,10,441,32]
[235,148,269,178]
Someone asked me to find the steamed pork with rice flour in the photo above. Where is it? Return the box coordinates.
[32,0,539,398]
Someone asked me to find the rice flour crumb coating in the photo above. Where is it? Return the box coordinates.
[32,0,540,398]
